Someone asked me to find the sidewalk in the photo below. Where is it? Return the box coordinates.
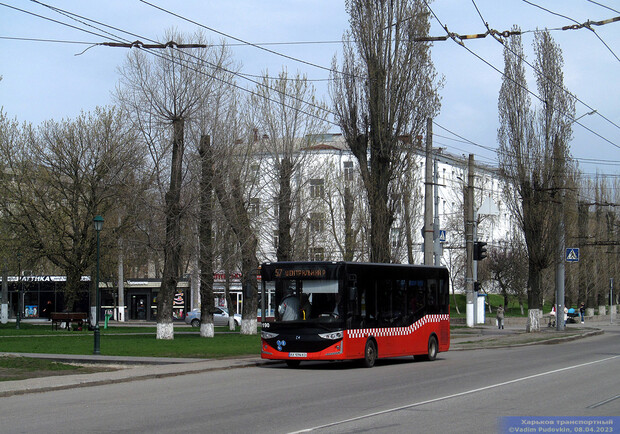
[0,319,615,398]
[450,319,609,350]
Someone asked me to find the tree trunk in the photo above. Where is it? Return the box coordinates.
[157,118,185,340]
[343,186,355,262]
[366,165,393,263]
[65,266,84,312]
[276,157,292,262]
[213,173,259,335]
[199,135,215,338]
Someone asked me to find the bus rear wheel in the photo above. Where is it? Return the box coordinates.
[426,335,438,361]
[363,339,377,368]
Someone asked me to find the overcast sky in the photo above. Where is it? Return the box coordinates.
[1,0,618,184]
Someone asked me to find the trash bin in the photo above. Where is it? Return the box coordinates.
[104,310,113,329]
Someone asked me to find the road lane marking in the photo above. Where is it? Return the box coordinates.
[290,355,620,433]
[587,394,620,409]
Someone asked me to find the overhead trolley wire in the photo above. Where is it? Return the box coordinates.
[137,0,342,78]
[522,0,620,64]
[15,0,340,126]
[3,1,618,177]
[422,0,620,152]
[586,0,620,15]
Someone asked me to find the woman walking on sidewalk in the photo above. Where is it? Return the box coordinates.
[496,305,505,329]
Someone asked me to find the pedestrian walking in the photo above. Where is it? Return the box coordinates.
[579,302,585,324]
[496,305,505,329]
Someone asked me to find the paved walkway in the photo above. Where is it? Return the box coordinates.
[0,319,616,397]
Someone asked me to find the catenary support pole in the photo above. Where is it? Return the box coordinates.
[424,118,434,266]
[433,151,441,267]
[466,154,475,327]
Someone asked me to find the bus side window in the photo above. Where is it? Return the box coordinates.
[362,280,377,328]
[408,280,425,323]
[439,279,449,314]
[427,279,438,314]
[377,279,392,327]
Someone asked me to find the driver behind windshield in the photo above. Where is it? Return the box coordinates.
[278,287,300,321]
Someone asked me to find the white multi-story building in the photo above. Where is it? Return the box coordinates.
[247,133,513,272]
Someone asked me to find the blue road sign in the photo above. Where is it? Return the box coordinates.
[439,230,446,243]
[566,248,579,262]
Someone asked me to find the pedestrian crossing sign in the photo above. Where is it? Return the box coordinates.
[565,248,579,262]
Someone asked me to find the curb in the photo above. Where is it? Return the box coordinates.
[450,327,604,351]
[0,357,278,398]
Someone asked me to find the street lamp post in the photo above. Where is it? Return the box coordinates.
[16,253,22,330]
[93,215,104,355]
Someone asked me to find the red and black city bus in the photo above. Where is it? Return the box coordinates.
[260,261,450,367]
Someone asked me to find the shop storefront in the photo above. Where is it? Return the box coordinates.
[3,276,188,322]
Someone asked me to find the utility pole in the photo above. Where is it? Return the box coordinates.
[424,118,434,266]
[465,154,475,327]
[433,153,441,266]
[118,236,125,322]
[553,136,565,331]
[1,263,7,324]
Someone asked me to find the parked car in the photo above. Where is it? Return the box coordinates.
[184,307,241,327]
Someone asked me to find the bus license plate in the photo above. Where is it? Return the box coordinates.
[289,352,307,358]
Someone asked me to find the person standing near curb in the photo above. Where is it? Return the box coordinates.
[579,302,585,324]
[496,305,505,329]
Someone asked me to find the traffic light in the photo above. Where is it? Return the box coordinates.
[473,241,488,261]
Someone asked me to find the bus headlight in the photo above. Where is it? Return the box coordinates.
[261,331,279,339]
[318,331,343,340]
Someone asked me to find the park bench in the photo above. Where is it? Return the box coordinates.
[50,312,88,331]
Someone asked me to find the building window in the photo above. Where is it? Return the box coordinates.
[310,247,324,261]
[390,227,401,249]
[391,193,402,214]
[309,212,325,232]
[248,198,260,218]
[273,196,279,222]
[344,161,354,182]
[309,178,324,199]
[250,163,260,178]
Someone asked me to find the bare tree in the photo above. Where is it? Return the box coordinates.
[0,108,144,310]
[330,0,441,263]
[498,29,575,330]
[486,237,528,314]
[211,136,260,335]
[116,30,228,339]
[249,69,330,261]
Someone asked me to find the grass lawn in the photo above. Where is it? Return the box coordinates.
[0,355,116,381]
[0,324,261,358]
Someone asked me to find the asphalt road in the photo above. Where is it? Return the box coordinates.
[0,329,618,434]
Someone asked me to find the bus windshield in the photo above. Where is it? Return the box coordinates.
[275,278,342,323]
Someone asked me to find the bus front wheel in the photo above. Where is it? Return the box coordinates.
[363,339,377,368]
